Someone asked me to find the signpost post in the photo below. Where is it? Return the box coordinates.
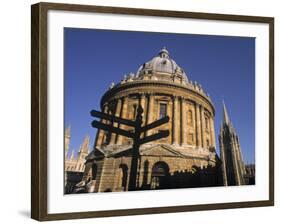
[91,105,169,191]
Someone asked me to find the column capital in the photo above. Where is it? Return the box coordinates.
[179,96,185,101]
[147,92,156,96]
[144,92,152,97]
[138,92,145,97]
[116,97,122,103]
[195,102,203,108]
[122,95,129,101]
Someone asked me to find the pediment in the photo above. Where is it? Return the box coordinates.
[86,148,105,160]
[93,148,105,156]
[140,145,183,157]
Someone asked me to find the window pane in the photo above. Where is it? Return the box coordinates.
[159,103,167,118]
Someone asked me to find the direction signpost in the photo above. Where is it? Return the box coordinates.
[91,105,170,191]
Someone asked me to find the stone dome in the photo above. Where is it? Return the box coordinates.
[135,47,188,83]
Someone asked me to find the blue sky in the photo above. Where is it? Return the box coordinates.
[64,28,255,164]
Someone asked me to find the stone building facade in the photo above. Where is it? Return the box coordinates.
[82,48,221,192]
[64,126,90,193]
[218,102,247,186]
[65,127,90,172]
[244,164,255,185]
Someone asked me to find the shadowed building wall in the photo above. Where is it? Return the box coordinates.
[64,128,90,193]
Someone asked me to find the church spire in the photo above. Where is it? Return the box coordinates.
[70,149,75,160]
[65,125,71,137]
[65,125,71,158]
[79,135,90,154]
[219,101,246,186]
[222,101,230,125]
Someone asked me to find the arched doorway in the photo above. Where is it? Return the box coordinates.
[151,161,170,189]
[119,164,128,191]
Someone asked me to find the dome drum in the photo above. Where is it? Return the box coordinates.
[102,80,215,116]
[98,88,215,152]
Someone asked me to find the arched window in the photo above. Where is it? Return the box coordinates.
[205,117,209,130]
[151,162,170,189]
[119,164,128,191]
[188,133,194,144]
[206,139,210,147]
[187,110,193,126]
[159,103,167,119]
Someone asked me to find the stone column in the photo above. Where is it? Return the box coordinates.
[195,103,202,148]
[139,93,146,138]
[111,98,122,145]
[109,99,122,145]
[201,106,206,148]
[172,95,179,145]
[95,104,108,147]
[144,93,150,137]
[117,97,128,145]
[139,93,146,117]
[180,97,186,145]
[146,93,155,136]
[210,116,216,148]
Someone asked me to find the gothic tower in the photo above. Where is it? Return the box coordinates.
[218,102,246,186]
[75,135,90,172]
[64,126,90,172]
[65,126,71,158]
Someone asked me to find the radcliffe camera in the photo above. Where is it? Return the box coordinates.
[64,29,255,194]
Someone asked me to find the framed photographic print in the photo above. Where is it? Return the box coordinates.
[31,2,274,221]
